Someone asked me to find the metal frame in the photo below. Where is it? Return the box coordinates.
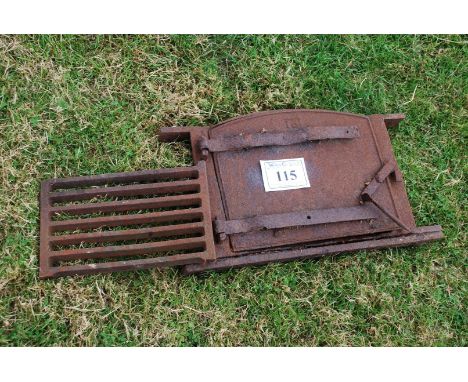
[199,125,359,159]
[38,109,443,278]
[39,161,215,278]
[183,226,443,274]
[214,205,380,238]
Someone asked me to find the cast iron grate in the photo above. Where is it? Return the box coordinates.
[39,161,215,278]
[38,110,443,279]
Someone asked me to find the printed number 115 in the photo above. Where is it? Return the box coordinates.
[276,170,297,182]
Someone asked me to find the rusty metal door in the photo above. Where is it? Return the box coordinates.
[207,110,413,252]
[39,109,442,278]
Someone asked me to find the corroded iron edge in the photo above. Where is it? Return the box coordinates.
[182,225,443,274]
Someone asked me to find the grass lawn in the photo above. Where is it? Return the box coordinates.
[0,35,466,346]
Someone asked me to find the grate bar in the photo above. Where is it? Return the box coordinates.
[50,236,207,262]
[50,194,201,216]
[49,167,199,190]
[49,208,204,232]
[49,179,200,203]
[50,221,205,246]
[51,252,207,277]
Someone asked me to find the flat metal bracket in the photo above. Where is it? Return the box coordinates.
[214,205,379,240]
[184,225,444,274]
[361,159,411,232]
[199,125,359,159]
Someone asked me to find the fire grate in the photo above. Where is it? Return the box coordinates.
[39,109,443,278]
[39,161,215,278]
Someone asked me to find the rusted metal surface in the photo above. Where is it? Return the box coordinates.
[199,125,359,159]
[207,110,411,252]
[183,225,443,274]
[178,109,441,273]
[214,205,380,238]
[39,161,215,278]
[360,159,411,232]
[39,109,443,278]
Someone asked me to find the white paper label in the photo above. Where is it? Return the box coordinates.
[260,158,310,192]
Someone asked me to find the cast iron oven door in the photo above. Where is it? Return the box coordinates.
[39,109,442,278]
[205,110,416,251]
